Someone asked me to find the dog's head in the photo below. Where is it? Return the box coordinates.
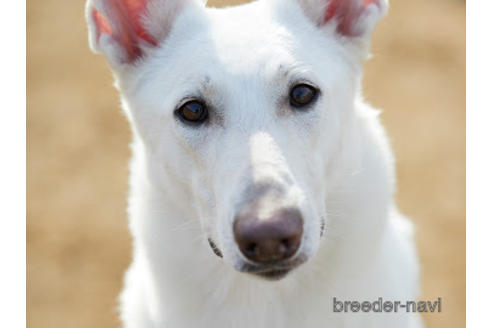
[86,0,388,280]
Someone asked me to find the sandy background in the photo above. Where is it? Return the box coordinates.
[27,0,465,327]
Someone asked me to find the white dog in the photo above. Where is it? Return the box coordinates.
[86,0,422,327]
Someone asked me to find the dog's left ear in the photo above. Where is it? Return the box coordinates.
[294,0,388,54]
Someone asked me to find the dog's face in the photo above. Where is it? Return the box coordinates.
[87,0,387,280]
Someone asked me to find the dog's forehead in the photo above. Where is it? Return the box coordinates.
[203,3,300,72]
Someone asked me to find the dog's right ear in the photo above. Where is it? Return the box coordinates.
[291,0,388,56]
[86,0,205,67]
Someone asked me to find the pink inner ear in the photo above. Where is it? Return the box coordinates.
[93,9,113,36]
[323,0,378,37]
[92,0,157,62]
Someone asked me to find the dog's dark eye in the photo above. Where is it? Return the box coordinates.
[290,84,317,108]
[177,100,208,124]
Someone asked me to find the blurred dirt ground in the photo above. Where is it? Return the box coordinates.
[27,0,465,327]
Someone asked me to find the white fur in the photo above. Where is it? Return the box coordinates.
[86,0,422,327]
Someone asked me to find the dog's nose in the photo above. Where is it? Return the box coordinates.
[233,208,303,263]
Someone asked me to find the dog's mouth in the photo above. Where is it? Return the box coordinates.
[253,267,292,280]
[240,264,296,281]
[238,256,307,281]
[207,238,306,280]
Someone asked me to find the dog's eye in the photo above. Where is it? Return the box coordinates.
[177,100,208,124]
[289,84,318,108]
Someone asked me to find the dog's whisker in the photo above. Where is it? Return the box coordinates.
[189,232,209,245]
[169,219,200,232]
